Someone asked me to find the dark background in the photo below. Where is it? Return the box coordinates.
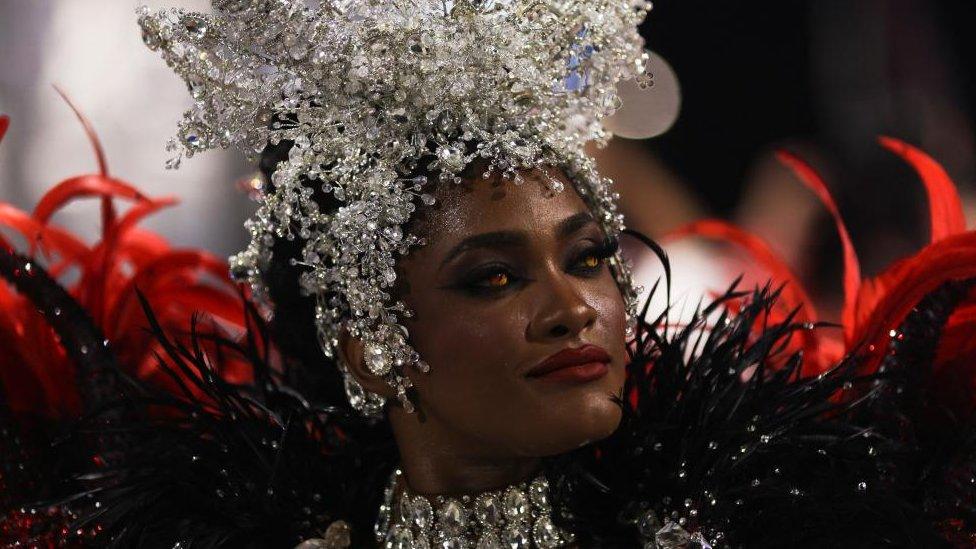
[640,0,975,292]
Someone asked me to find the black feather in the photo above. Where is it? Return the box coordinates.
[2,240,974,548]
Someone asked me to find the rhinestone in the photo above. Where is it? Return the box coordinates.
[500,523,530,549]
[528,477,549,508]
[365,343,391,375]
[321,520,352,548]
[181,15,209,39]
[655,520,692,548]
[433,535,468,549]
[186,76,207,99]
[412,495,434,531]
[436,145,466,172]
[637,509,661,538]
[475,531,502,549]
[384,524,413,549]
[689,532,713,549]
[502,487,528,523]
[474,494,502,527]
[396,493,413,522]
[531,516,561,548]
[437,499,466,536]
[344,375,368,411]
[182,126,206,150]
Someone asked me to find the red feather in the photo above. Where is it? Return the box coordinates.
[0,101,249,418]
[666,141,975,390]
[31,175,145,227]
[851,233,976,369]
[878,136,966,243]
[775,150,862,346]
[665,219,818,321]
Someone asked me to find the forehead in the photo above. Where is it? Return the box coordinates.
[419,168,593,245]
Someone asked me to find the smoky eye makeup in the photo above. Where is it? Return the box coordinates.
[565,235,619,275]
[452,262,527,296]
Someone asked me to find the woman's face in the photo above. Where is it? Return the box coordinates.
[390,167,630,458]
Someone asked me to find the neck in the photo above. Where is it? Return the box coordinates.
[388,403,542,495]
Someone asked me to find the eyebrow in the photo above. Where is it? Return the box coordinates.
[438,211,596,271]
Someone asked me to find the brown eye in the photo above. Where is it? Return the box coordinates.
[487,272,510,287]
[580,254,600,269]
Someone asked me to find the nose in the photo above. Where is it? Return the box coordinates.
[526,267,598,342]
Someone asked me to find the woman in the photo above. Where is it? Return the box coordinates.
[2,0,975,547]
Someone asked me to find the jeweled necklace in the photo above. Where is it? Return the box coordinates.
[374,467,575,549]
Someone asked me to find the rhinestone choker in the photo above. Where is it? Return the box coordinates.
[374,467,575,548]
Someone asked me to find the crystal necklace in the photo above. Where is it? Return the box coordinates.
[374,467,576,548]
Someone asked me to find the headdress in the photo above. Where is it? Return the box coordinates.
[138,0,650,416]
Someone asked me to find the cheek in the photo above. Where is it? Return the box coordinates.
[402,273,629,456]
[403,296,542,453]
[407,295,531,395]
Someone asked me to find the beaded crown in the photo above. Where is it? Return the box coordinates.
[138,0,649,415]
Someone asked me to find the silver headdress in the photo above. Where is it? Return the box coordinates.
[138,0,650,417]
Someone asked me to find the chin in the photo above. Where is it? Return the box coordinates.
[531,393,623,456]
[574,392,624,443]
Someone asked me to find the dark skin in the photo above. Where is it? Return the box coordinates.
[339,166,629,499]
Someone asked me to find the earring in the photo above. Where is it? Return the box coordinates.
[336,355,387,419]
[318,307,419,418]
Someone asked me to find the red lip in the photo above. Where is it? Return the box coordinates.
[526,344,612,382]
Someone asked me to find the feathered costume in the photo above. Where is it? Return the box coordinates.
[1,105,976,548]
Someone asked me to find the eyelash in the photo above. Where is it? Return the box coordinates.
[459,237,619,296]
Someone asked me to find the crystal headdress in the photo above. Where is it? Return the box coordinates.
[138,0,649,417]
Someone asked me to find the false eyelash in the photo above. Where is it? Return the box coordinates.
[594,235,620,259]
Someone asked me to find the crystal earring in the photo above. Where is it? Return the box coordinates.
[336,355,387,419]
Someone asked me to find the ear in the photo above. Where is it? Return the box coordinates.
[338,326,396,398]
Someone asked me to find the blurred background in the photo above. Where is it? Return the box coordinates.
[1,0,974,322]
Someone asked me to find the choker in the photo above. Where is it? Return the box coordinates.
[374,467,575,548]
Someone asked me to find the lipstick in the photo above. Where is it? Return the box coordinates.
[526,344,611,383]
